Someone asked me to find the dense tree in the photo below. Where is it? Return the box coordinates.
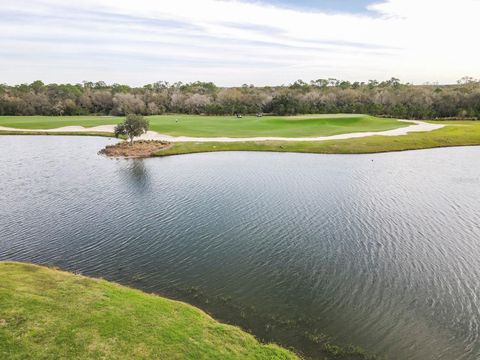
[1,78,480,119]
[114,114,149,144]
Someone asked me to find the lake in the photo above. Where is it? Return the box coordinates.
[1,135,479,359]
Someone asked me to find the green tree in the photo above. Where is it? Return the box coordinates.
[114,114,149,144]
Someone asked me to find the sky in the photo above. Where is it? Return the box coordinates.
[244,0,376,13]
[1,0,479,86]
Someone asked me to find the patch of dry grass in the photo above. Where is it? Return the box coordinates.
[99,140,171,158]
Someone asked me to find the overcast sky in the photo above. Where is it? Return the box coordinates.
[1,0,479,86]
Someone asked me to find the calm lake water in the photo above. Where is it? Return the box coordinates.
[1,135,480,359]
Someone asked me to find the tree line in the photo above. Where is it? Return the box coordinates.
[1,77,480,119]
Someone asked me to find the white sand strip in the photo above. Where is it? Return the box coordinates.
[0,120,444,143]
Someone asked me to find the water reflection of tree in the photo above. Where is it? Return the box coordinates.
[120,159,151,194]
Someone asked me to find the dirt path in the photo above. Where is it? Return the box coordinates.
[0,120,445,142]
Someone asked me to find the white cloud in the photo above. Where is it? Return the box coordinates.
[0,0,479,85]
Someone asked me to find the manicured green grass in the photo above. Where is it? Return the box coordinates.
[0,116,118,130]
[0,114,407,138]
[145,114,406,137]
[154,121,480,156]
[0,262,297,360]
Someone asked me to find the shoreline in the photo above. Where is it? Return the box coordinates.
[1,261,385,360]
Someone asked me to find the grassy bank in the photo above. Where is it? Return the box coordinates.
[154,121,480,156]
[0,262,297,360]
[0,114,407,138]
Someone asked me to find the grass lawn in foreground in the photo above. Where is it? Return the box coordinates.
[154,121,480,156]
[0,262,297,360]
[0,114,408,138]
